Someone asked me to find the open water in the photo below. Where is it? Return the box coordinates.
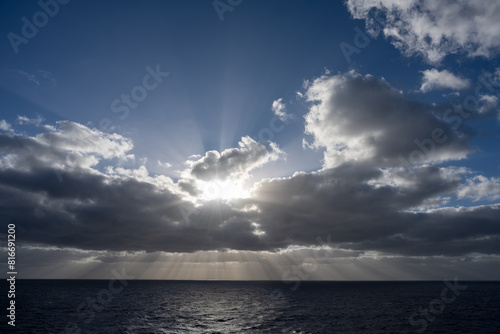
[1,280,499,333]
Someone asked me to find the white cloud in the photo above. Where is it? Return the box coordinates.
[458,175,500,202]
[186,136,284,181]
[0,120,13,133]
[17,115,44,126]
[157,160,172,168]
[37,121,134,161]
[346,0,500,63]
[0,121,134,172]
[419,69,470,93]
[303,71,472,168]
[478,94,499,115]
[271,98,291,121]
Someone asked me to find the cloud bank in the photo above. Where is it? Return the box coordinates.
[1,72,499,261]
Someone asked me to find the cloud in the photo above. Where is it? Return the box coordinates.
[0,76,499,259]
[0,120,13,134]
[302,71,472,168]
[346,0,500,63]
[419,69,470,92]
[458,175,500,202]
[271,98,291,121]
[38,121,134,161]
[478,94,499,115]
[0,121,134,173]
[17,115,45,127]
[157,159,172,168]
[187,136,284,181]
[0,136,264,252]
[249,165,500,256]
[0,124,277,253]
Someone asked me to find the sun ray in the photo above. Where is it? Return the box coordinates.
[197,178,250,201]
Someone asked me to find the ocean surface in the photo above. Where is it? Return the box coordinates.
[1,280,499,333]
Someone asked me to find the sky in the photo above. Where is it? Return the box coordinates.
[1,0,500,281]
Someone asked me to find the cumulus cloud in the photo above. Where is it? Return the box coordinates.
[187,136,283,181]
[0,121,134,173]
[346,0,500,62]
[419,69,470,93]
[0,124,285,253]
[303,71,472,168]
[0,124,268,253]
[37,121,134,161]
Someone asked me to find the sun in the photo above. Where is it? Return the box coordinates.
[197,178,250,201]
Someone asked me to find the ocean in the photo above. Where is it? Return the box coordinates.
[1,280,499,333]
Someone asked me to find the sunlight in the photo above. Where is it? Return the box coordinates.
[198,179,250,201]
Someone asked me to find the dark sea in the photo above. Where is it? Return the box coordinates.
[1,280,499,333]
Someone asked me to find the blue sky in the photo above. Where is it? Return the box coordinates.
[1,0,500,280]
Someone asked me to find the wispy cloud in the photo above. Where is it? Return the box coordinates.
[0,120,14,134]
[272,98,291,121]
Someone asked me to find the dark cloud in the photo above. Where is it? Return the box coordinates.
[1,73,499,259]
[0,165,267,252]
[247,164,500,256]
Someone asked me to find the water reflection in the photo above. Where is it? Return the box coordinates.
[123,281,290,333]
